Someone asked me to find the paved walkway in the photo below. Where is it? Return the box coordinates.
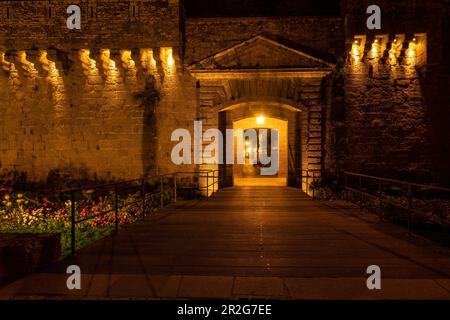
[1,186,450,299]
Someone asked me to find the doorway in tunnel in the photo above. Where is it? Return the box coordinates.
[233,116,288,186]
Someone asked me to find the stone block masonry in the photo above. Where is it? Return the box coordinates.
[340,0,450,183]
[0,46,196,182]
[0,0,180,49]
[185,16,344,66]
[0,1,199,183]
[0,0,448,186]
[344,53,430,179]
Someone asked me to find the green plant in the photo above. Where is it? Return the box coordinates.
[0,179,165,257]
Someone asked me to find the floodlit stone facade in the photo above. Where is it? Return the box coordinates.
[0,0,449,188]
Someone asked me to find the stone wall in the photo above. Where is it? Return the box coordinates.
[343,43,429,179]
[0,0,180,49]
[184,16,344,66]
[336,0,450,183]
[0,47,197,183]
[0,0,199,184]
[0,48,149,182]
[0,0,448,186]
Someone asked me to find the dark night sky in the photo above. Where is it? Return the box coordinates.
[183,0,341,17]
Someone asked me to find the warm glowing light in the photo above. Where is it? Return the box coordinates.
[149,50,156,67]
[39,50,55,72]
[79,49,97,69]
[140,48,156,72]
[119,49,137,81]
[0,51,14,72]
[100,48,120,80]
[17,51,38,77]
[407,42,417,59]
[167,49,174,66]
[371,39,381,57]
[351,40,362,63]
[161,47,175,71]
[256,116,265,124]
[38,50,66,107]
[79,49,100,82]
[100,49,109,68]
[120,50,135,70]
[389,36,404,64]
[245,141,250,146]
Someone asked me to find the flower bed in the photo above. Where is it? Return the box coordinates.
[0,176,171,258]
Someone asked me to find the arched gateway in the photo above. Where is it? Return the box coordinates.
[189,36,335,193]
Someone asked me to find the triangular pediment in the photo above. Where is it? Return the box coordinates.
[189,36,335,71]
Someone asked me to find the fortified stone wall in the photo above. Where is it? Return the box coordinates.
[342,37,429,179]
[0,0,197,183]
[0,0,448,186]
[0,0,180,49]
[335,0,450,183]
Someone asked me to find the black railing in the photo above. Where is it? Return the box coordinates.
[60,170,222,255]
[302,169,321,200]
[344,171,450,236]
[204,169,223,200]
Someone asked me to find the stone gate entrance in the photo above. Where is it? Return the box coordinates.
[189,36,335,193]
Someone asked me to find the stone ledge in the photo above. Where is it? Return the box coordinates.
[0,233,61,288]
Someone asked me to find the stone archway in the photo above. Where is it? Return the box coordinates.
[216,100,300,188]
[189,36,335,193]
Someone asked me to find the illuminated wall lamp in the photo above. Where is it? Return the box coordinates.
[256,116,265,124]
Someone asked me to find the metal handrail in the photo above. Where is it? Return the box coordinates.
[204,169,223,200]
[344,171,450,236]
[345,171,450,192]
[61,170,221,255]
